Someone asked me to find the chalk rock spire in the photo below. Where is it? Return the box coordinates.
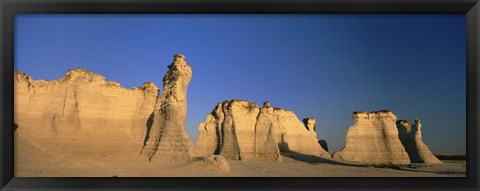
[141,54,193,161]
[396,119,442,164]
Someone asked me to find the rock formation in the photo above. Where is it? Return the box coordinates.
[333,110,410,165]
[14,68,159,153]
[140,54,194,161]
[191,155,230,172]
[302,118,331,153]
[396,119,442,164]
[194,100,331,161]
[318,140,329,152]
[14,54,194,162]
[303,118,316,133]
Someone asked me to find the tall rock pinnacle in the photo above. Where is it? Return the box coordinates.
[396,119,442,164]
[141,54,193,161]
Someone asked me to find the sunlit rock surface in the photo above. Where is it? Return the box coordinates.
[14,68,159,154]
[194,100,331,161]
[141,54,194,162]
[333,110,410,165]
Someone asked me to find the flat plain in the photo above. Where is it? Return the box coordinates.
[15,133,465,177]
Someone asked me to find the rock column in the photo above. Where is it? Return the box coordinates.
[141,54,193,161]
[396,119,442,164]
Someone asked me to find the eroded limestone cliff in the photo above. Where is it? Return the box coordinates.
[194,100,331,161]
[333,110,411,165]
[14,68,159,154]
[14,55,443,166]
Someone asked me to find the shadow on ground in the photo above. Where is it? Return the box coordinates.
[281,151,365,167]
[281,151,466,176]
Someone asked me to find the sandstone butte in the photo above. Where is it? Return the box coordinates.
[194,100,331,161]
[333,110,411,165]
[396,119,442,164]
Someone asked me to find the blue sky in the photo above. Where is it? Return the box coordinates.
[15,14,466,154]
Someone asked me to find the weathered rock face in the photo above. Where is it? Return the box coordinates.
[333,110,410,165]
[141,54,194,161]
[194,100,331,161]
[396,119,442,164]
[14,68,159,151]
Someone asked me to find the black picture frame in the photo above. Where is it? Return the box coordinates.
[1,0,479,190]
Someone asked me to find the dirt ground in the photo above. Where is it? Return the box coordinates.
[14,134,466,177]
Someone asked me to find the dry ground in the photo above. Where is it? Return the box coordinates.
[15,134,466,177]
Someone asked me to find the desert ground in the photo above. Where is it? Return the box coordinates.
[15,134,465,177]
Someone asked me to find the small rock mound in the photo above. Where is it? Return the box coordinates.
[191,155,230,172]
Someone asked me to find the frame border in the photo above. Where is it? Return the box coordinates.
[1,0,479,190]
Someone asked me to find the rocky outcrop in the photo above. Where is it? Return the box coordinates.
[14,54,194,162]
[318,140,329,152]
[14,68,159,147]
[140,54,194,161]
[194,100,331,161]
[333,110,410,165]
[396,119,442,164]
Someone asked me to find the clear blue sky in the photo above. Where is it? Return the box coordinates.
[15,14,466,154]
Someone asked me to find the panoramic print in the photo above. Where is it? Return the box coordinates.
[14,14,466,177]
